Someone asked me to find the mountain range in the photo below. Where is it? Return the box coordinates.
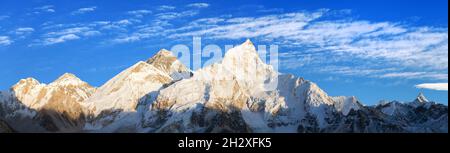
[0,40,447,133]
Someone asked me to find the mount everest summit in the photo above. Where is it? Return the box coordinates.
[0,40,447,133]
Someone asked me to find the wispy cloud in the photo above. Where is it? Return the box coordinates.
[257,8,284,13]
[0,36,12,46]
[156,10,199,20]
[34,26,100,45]
[379,72,448,80]
[71,6,97,15]
[157,5,176,11]
[187,3,210,8]
[99,19,137,30]
[45,27,93,36]
[415,83,448,91]
[313,65,447,81]
[316,66,397,77]
[116,19,133,26]
[15,27,35,35]
[127,10,152,18]
[111,24,164,43]
[34,5,55,13]
[169,10,326,39]
[42,34,80,45]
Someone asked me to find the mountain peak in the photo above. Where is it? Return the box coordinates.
[58,73,77,79]
[146,49,176,64]
[221,39,265,71]
[51,73,86,86]
[414,92,429,103]
[146,49,191,80]
[243,39,254,46]
[155,49,175,57]
[14,77,41,88]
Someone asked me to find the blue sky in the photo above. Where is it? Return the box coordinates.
[0,0,448,105]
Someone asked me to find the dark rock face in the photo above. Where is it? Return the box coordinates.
[0,119,14,133]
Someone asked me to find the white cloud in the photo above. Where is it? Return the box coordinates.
[15,27,35,35]
[72,6,97,15]
[43,34,80,45]
[156,10,199,20]
[379,72,448,80]
[157,5,176,11]
[257,8,284,13]
[34,26,101,46]
[187,3,210,8]
[310,65,448,81]
[316,66,397,77]
[116,19,132,26]
[112,24,164,43]
[83,31,101,36]
[127,10,152,17]
[415,83,448,91]
[169,11,326,39]
[45,27,91,36]
[34,5,55,13]
[0,36,12,46]
[193,18,225,25]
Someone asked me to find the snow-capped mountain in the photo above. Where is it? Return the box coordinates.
[374,93,448,132]
[0,40,447,133]
[82,49,192,132]
[141,40,348,132]
[0,73,95,132]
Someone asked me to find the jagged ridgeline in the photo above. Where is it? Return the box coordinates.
[0,40,447,133]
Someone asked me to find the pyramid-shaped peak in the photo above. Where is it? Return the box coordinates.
[146,49,177,64]
[59,73,77,79]
[155,49,175,57]
[243,39,254,46]
[222,39,262,63]
[52,73,86,86]
[414,92,429,103]
[56,73,79,80]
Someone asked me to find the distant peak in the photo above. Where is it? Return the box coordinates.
[243,39,254,46]
[16,77,40,86]
[414,92,429,103]
[51,73,85,86]
[58,73,77,79]
[146,49,177,64]
[12,77,42,92]
[155,49,175,57]
[224,39,258,56]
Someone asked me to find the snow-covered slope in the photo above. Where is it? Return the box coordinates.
[83,49,191,132]
[0,73,95,132]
